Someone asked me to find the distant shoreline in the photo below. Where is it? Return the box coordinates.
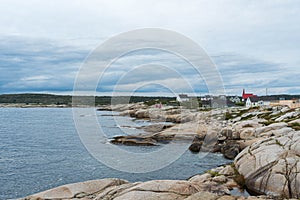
[0,103,73,108]
[1,93,300,109]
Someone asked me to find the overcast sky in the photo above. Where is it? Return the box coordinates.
[1,0,300,96]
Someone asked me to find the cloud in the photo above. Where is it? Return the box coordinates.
[0,0,299,95]
[0,36,87,93]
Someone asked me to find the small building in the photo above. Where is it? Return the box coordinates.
[246,97,270,108]
[200,95,213,101]
[201,100,211,108]
[246,97,257,108]
[229,96,241,103]
[176,94,190,102]
[242,89,257,101]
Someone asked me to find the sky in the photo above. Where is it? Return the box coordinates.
[0,0,300,96]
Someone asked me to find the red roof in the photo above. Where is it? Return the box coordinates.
[242,89,257,100]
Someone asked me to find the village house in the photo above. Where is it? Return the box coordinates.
[229,96,241,103]
[176,94,190,102]
[246,97,271,108]
[242,89,257,101]
[200,95,213,101]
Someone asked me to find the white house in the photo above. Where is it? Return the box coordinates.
[177,94,190,102]
[246,97,256,108]
[200,95,213,101]
[229,96,241,103]
[246,97,270,108]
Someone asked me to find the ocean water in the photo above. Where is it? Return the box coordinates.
[0,108,229,199]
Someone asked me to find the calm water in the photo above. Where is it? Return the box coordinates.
[0,108,229,199]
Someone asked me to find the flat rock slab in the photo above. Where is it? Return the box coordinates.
[23,178,128,200]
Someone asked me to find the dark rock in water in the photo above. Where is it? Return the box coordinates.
[97,108,112,111]
[221,141,240,160]
[110,133,177,146]
[150,134,175,143]
[193,134,205,142]
[189,142,203,153]
[111,136,157,146]
[189,135,221,153]
[188,135,204,153]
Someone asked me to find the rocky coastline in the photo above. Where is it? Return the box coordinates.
[23,103,300,199]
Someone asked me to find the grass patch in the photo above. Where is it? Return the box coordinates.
[288,122,300,131]
[224,107,257,120]
[230,163,247,189]
[207,170,220,177]
[225,112,235,120]
[260,120,276,126]
[240,114,254,121]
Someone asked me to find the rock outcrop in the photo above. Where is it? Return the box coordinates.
[24,165,276,200]
[24,178,128,200]
[98,104,300,198]
[234,131,300,198]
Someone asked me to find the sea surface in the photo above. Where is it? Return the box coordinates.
[0,108,229,199]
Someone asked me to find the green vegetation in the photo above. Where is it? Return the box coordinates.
[257,112,274,121]
[206,170,220,177]
[235,102,245,106]
[0,93,177,106]
[225,107,257,120]
[225,112,235,120]
[240,114,254,121]
[144,98,179,106]
[0,94,73,105]
[288,122,300,131]
[258,109,296,126]
[230,163,247,189]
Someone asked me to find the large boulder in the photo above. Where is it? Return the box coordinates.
[189,142,203,153]
[221,141,240,160]
[234,131,300,198]
[135,109,149,118]
[219,128,238,140]
[24,178,128,200]
[254,122,288,136]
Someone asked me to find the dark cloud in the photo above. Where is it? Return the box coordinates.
[0,36,299,95]
[0,36,87,93]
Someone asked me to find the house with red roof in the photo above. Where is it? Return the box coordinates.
[242,89,257,101]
